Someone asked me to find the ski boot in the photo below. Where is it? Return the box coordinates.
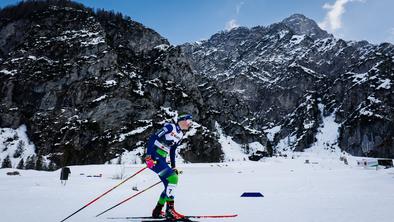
[166,201,185,220]
[152,202,165,218]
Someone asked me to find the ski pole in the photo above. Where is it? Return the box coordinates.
[60,166,147,222]
[96,180,161,217]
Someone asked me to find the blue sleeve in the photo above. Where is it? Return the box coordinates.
[146,124,173,159]
[146,135,157,158]
[170,146,176,168]
[156,124,173,138]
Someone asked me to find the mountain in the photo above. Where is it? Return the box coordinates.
[0,1,393,169]
[0,0,269,169]
[181,14,394,158]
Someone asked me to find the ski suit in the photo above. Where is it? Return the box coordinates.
[146,122,183,205]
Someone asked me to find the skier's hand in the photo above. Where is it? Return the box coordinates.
[173,168,179,175]
[145,156,155,169]
[172,168,182,175]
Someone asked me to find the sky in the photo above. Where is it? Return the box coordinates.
[1,0,393,45]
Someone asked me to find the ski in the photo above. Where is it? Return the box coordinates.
[119,219,195,222]
[108,214,237,220]
[108,217,195,222]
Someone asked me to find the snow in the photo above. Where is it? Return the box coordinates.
[55,29,105,46]
[108,146,144,165]
[118,123,153,142]
[28,55,37,60]
[0,125,36,167]
[131,81,144,96]
[276,133,297,152]
[248,142,265,153]
[1,156,394,222]
[289,63,317,75]
[376,78,391,89]
[103,80,117,87]
[154,44,170,51]
[0,69,17,76]
[264,125,281,141]
[92,95,107,102]
[350,72,369,85]
[359,107,382,118]
[160,107,178,117]
[290,34,305,45]
[305,104,341,155]
[278,30,289,39]
[315,38,338,52]
[215,122,249,161]
[81,36,105,46]
[300,65,316,75]
[367,96,382,104]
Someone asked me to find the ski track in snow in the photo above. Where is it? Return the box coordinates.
[1,155,394,222]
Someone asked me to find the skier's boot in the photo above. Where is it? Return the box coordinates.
[166,201,185,220]
[152,202,165,218]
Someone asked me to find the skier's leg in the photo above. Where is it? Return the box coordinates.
[165,173,178,200]
[151,158,172,218]
[165,172,185,219]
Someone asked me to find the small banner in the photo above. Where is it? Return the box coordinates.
[241,192,264,197]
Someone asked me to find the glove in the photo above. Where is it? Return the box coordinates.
[145,156,155,169]
[172,168,182,175]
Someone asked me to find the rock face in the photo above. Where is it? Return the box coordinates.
[0,1,393,169]
[0,1,268,168]
[181,14,394,158]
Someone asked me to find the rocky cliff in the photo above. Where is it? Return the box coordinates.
[1,1,266,168]
[0,2,393,170]
[181,14,394,158]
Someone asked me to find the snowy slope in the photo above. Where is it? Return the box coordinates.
[1,156,394,222]
[0,125,36,167]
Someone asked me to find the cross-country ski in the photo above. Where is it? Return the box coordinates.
[108,214,238,220]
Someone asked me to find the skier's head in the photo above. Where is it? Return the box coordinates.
[177,113,193,130]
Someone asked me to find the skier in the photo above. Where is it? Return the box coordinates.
[145,113,193,220]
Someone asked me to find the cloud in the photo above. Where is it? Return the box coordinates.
[319,0,365,32]
[225,19,239,31]
[236,1,244,15]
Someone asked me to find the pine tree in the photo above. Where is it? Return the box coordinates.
[16,158,25,169]
[35,154,44,171]
[47,160,56,171]
[13,140,25,158]
[25,155,36,170]
[1,155,12,168]
[117,155,122,165]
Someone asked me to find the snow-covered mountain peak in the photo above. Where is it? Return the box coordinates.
[281,13,331,39]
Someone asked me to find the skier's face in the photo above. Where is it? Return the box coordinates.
[179,119,192,130]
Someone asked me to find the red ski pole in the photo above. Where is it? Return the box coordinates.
[95,180,162,217]
[60,166,147,222]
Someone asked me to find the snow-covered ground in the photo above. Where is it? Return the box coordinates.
[1,153,394,222]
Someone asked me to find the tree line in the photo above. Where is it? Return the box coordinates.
[1,154,57,171]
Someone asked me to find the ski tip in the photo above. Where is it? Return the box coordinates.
[187,214,238,219]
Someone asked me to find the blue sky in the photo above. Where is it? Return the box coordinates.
[1,0,393,45]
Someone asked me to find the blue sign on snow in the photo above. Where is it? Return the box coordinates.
[241,192,264,197]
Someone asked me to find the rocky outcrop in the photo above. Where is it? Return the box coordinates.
[1,1,392,169]
[181,14,394,158]
[0,1,243,167]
